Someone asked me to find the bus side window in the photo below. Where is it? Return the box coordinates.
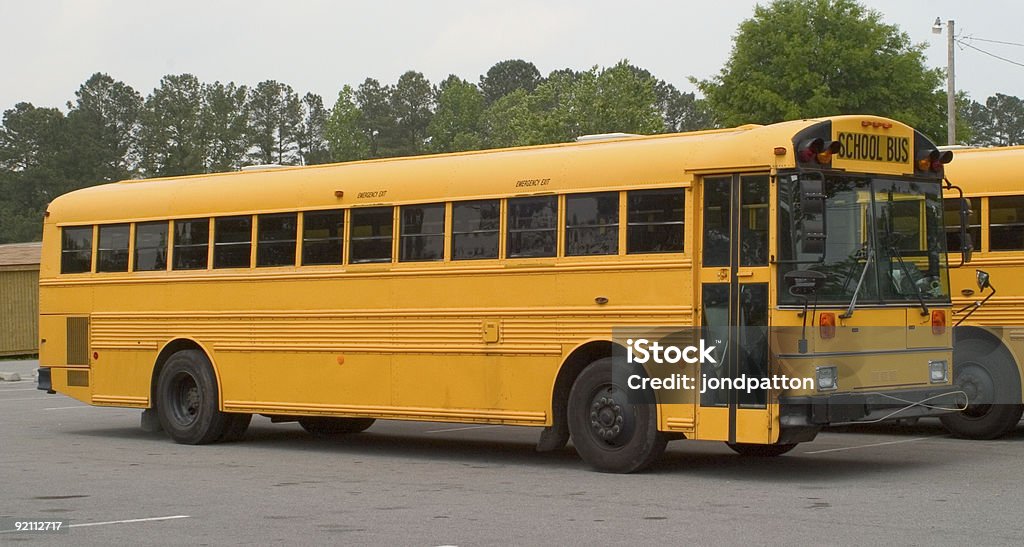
[989,195,1024,251]
[943,197,980,253]
[400,203,445,262]
[61,226,93,274]
[173,218,210,270]
[350,207,394,263]
[507,196,557,258]
[257,213,298,267]
[565,192,619,256]
[96,224,130,272]
[214,216,252,269]
[452,200,499,260]
[302,209,344,265]
[135,221,168,271]
[627,188,685,254]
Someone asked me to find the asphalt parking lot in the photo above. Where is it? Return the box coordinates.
[2,359,1022,546]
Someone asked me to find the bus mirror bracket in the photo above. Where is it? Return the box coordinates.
[954,270,995,327]
[785,269,826,354]
[944,178,973,266]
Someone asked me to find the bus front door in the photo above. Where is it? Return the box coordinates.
[697,174,776,444]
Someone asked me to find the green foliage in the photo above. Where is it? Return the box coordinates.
[202,81,249,173]
[325,85,370,162]
[65,73,143,185]
[390,71,434,156]
[479,60,542,105]
[966,93,1024,146]
[246,80,303,165]
[697,0,943,130]
[428,76,484,153]
[138,74,205,177]
[298,93,331,165]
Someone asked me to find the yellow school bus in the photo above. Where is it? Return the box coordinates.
[941,145,1024,439]
[37,115,965,472]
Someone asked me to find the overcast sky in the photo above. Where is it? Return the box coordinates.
[2,0,1022,113]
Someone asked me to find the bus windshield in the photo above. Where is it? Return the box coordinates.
[778,173,950,306]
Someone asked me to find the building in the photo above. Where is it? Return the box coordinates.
[0,242,41,356]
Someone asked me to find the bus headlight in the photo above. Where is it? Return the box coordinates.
[816,366,838,391]
[929,360,948,384]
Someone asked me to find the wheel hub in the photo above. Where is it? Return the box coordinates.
[588,386,634,447]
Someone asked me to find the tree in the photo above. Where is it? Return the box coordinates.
[696,0,943,131]
[482,89,541,148]
[389,71,434,156]
[587,61,664,135]
[969,94,1024,146]
[138,74,205,177]
[427,75,484,153]
[480,60,543,104]
[298,93,331,165]
[202,81,249,173]
[65,72,143,185]
[325,85,370,162]
[355,78,396,158]
[246,80,302,165]
[0,103,69,242]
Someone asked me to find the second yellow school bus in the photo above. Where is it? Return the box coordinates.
[941,145,1024,439]
[37,115,965,472]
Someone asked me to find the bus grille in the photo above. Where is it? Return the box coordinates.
[66,317,90,366]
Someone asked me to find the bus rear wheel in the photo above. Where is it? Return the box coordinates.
[156,349,230,444]
[567,358,667,473]
[726,442,797,457]
[940,338,1024,440]
[299,417,376,436]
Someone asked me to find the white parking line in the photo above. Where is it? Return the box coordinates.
[44,406,89,411]
[426,425,501,434]
[0,388,44,392]
[69,515,191,529]
[803,436,934,454]
[0,397,49,403]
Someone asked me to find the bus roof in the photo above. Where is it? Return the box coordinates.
[943,145,1024,197]
[46,115,926,225]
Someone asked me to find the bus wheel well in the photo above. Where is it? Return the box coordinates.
[538,341,616,452]
[150,339,207,409]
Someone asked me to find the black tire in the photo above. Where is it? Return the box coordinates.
[567,357,667,473]
[219,413,253,442]
[156,349,230,444]
[298,417,376,436]
[940,338,1023,440]
[727,442,797,457]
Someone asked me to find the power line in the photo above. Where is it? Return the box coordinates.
[961,36,1024,48]
[956,39,1024,69]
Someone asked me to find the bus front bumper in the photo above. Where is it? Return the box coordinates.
[780,387,966,426]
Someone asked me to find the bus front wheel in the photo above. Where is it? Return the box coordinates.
[155,350,230,444]
[299,417,376,436]
[940,338,1023,439]
[567,358,667,473]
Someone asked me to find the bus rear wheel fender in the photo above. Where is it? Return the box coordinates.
[940,336,1024,439]
[155,349,231,445]
[567,357,667,473]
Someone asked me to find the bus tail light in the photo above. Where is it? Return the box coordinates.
[797,138,842,164]
[931,310,946,335]
[819,312,836,339]
[916,149,953,172]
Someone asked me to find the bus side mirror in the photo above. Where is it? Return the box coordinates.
[799,179,826,254]
[977,270,991,291]
[960,197,974,263]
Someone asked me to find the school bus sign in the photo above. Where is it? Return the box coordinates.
[831,118,914,174]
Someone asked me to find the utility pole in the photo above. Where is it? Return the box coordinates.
[934,18,956,145]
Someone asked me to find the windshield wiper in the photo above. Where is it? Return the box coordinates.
[889,245,930,316]
[839,247,874,319]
